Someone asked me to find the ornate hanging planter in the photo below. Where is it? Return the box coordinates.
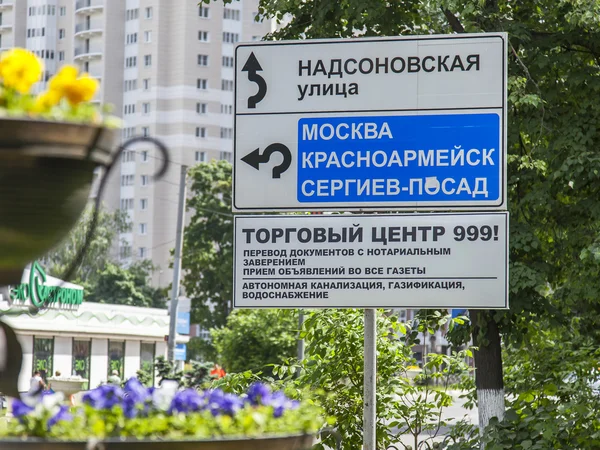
[0,118,116,286]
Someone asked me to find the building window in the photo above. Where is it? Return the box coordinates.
[220,151,232,162]
[222,56,234,67]
[198,31,209,42]
[197,78,207,90]
[195,151,206,162]
[140,198,148,210]
[125,56,137,68]
[140,343,155,385]
[196,127,206,138]
[126,33,137,44]
[107,341,125,380]
[126,8,139,21]
[60,6,66,16]
[121,150,136,162]
[142,127,150,137]
[197,54,208,66]
[143,78,150,90]
[123,127,136,138]
[119,245,131,259]
[223,8,240,20]
[138,247,147,258]
[143,102,150,114]
[124,104,136,114]
[121,175,134,186]
[144,54,152,66]
[72,340,91,390]
[141,150,148,162]
[221,79,234,91]
[222,32,239,43]
[221,104,232,114]
[141,175,149,186]
[139,223,147,235]
[120,198,134,210]
[220,127,233,139]
[196,103,207,114]
[59,29,65,39]
[144,31,152,43]
[33,337,54,384]
[58,51,65,61]
[198,6,209,18]
[145,7,153,19]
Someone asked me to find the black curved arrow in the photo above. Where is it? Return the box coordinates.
[241,143,291,179]
[242,52,267,108]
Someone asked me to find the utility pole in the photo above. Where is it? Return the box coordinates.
[168,165,188,363]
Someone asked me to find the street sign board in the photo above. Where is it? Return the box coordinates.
[234,33,507,211]
[234,212,508,308]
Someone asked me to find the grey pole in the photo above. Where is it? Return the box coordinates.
[363,308,377,450]
[296,310,305,377]
[168,165,188,363]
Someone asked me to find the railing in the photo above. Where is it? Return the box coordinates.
[74,47,102,57]
[75,23,102,33]
[75,0,103,11]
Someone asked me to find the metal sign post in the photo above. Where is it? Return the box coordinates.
[364,309,377,450]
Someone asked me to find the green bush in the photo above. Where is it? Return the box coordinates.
[211,309,298,375]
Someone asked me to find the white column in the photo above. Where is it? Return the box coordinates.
[124,340,140,380]
[53,337,72,378]
[90,338,108,389]
[17,335,33,394]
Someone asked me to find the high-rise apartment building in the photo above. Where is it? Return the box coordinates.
[5,0,270,287]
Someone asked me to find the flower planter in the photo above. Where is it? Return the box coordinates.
[0,118,116,285]
[46,378,89,397]
[0,434,314,450]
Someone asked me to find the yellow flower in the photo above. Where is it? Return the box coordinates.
[0,48,44,94]
[48,65,98,106]
[32,89,62,113]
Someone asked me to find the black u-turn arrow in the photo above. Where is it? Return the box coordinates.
[241,143,292,179]
[242,52,267,108]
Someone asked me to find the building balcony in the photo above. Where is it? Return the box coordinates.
[74,47,103,61]
[75,0,103,14]
[0,24,12,32]
[0,1,13,10]
[74,23,103,37]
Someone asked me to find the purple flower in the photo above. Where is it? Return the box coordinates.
[170,389,204,414]
[219,393,244,416]
[246,383,272,406]
[267,391,300,418]
[11,399,34,419]
[83,384,124,410]
[123,378,152,418]
[47,405,72,429]
[203,389,244,416]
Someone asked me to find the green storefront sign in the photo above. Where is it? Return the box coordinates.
[9,261,84,308]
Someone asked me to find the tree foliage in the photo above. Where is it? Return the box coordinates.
[44,206,128,284]
[84,260,167,308]
[211,309,298,375]
[44,205,166,308]
[182,161,234,329]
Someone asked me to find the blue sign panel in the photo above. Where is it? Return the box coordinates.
[177,311,190,335]
[297,114,500,205]
[174,344,186,361]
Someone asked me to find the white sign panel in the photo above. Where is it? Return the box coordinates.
[234,33,507,211]
[234,212,509,308]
